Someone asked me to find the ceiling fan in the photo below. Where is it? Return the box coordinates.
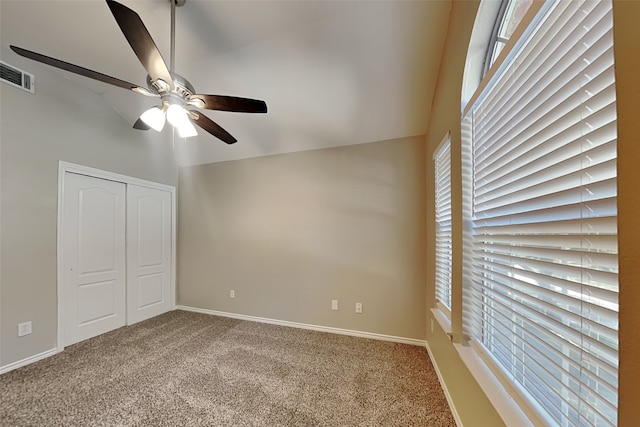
[10,0,267,144]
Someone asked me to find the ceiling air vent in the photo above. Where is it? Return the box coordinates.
[1,61,35,93]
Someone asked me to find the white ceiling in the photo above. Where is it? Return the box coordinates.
[0,0,451,166]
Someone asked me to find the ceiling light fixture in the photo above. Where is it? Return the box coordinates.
[177,120,198,138]
[166,102,197,138]
[9,0,267,145]
[166,103,189,127]
[140,101,200,138]
[139,106,166,132]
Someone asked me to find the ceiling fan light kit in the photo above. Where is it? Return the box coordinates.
[166,104,198,138]
[140,106,165,132]
[9,0,267,145]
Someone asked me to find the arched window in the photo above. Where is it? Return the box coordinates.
[461,0,532,107]
[484,0,533,74]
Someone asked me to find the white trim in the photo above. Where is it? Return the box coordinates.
[462,0,547,116]
[461,0,502,109]
[170,188,177,311]
[176,305,426,346]
[56,165,65,353]
[434,302,451,320]
[57,161,176,352]
[433,131,451,160]
[454,342,537,427]
[425,341,463,427]
[431,307,453,339]
[0,348,59,375]
[58,161,175,192]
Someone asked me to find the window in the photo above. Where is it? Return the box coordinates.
[484,0,533,73]
[462,1,618,426]
[434,134,452,311]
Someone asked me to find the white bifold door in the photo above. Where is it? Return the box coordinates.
[62,173,127,346]
[126,184,172,324]
[62,172,172,347]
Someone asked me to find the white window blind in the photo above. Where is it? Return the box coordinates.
[463,1,618,426]
[435,135,452,311]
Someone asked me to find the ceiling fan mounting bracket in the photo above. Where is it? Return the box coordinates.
[169,0,186,7]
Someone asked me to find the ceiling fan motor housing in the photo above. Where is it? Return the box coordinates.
[146,73,194,99]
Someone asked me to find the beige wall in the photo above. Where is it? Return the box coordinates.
[178,136,427,340]
[612,0,640,423]
[0,46,178,367]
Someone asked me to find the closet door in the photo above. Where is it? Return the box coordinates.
[62,172,126,346]
[126,184,173,324]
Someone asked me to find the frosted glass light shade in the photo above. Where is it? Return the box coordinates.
[177,120,198,138]
[139,107,165,132]
[166,104,190,127]
[167,104,198,138]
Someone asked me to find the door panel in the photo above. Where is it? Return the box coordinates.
[138,273,164,308]
[78,188,119,274]
[127,185,172,324]
[63,173,126,346]
[77,280,117,324]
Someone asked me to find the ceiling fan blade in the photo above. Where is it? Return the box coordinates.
[189,111,237,145]
[133,118,151,130]
[10,45,149,93]
[106,0,173,91]
[190,95,267,114]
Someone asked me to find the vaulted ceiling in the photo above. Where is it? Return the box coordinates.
[0,0,451,166]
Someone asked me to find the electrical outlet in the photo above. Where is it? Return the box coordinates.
[230,290,235,299]
[18,321,32,337]
[355,302,363,314]
[331,300,339,311]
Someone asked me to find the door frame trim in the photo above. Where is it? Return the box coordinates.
[57,161,176,352]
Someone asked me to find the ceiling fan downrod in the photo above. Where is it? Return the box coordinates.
[169,0,182,74]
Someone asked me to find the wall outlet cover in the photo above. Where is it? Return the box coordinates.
[18,321,32,337]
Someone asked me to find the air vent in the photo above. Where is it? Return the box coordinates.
[1,61,35,93]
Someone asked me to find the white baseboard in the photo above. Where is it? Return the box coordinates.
[176,305,426,346]
[425,341,463,427]
[0,309,424,375]
[0,348,59,375]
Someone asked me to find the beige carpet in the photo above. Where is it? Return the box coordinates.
[0,310,455,426]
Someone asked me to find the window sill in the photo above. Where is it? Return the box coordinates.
[428,307,537,425]
[430,306,453,340]
[454,342,538,427]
